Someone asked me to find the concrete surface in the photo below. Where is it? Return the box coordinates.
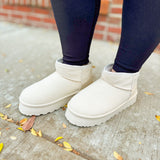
[0,21,160,160]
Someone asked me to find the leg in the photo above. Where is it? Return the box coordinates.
[65,0,160,127]
[50,0,101,65]
[113,0,160,73]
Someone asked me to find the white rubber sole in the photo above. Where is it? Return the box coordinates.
[19,78,93,116]
[19,95,74,116]
[65,95,137,127]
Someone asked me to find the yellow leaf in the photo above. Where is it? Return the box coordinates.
[0,143,4,153]
[64,104,67,108]
[1,115,7,120]
[17,127,25,132]
[155,115,160,122]
[139,142,141,144]
[113,151,123,160]
[5,104,11,108]
[92,65,96,68]
[37,130,42,137]
[30,128,37,136]
[62,123,67,128]
[0,113,4,117]
[144,92,154,95]
[63,148,73,152]
[0,132,1,136]
[63,141,72,149]
[55,137,63,142]
[19,118,28,125]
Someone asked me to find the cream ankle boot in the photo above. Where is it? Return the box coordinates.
[65,64,140,127]
[19,58,93,116]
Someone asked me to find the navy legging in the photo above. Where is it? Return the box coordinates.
[50,0,160,73]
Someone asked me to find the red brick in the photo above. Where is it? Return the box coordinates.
[108,17,121,24]
[0,12,8,16]
[93,33,103,40]
[2,5,15,10]
[43,17,56,24]
[113,0,123,4]
[111,8,122,14]
[108,27,121,34]
[33,8,50,15]
[100,0,110,15]
[98,15,107,22]
[11,14,23,18]
[16,6,32,12]
[27,15,41,21]
[95,24,106,31]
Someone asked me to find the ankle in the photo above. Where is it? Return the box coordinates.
[111,68,116,72]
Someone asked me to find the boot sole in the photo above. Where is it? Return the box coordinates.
[19,78,93,116]
[65,94,137,127]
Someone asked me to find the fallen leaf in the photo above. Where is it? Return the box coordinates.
[30,128,37,136]
[0,113,4,117]
[63,141,72,149]
[92,65,96,68]
[64,104,67,108]
[10,136,17,140]
[37,130,42,137]
[7,118,14,123]
[144,92,154,95]
[114,151,123,160]
[55,137,63,142]
[22,115,36,131]
[17,127,25,132]
[139,142,141,144]
[58,143,63,147]
[63,148,73,152]
[72,149,80,155]
[62,123,67,128]
[5,104,11,108]
[19,118,28,126]
[0,132,1,136]
[0,143,3,153]
[5,128,9,130]
[155,115,160,122]
[1,115,7,120]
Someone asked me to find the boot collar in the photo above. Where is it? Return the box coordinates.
[101,64,140,91]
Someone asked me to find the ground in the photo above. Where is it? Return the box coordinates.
[0,21,160,160]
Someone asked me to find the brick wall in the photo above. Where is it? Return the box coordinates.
[0,0,159,53]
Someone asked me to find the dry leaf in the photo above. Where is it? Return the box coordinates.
[63,148,73,152]
[144,92,154,95]
[114,151,123,160]
[72,149,80,155]
[5,104,11,108]
[19,118,28,126]
[62,123,67,128]
[17,127,25,132]
[5,128,9,130]
[155,115,160,122]
[37,130,42,137]
[22,115,36,131]
[7,118,14,123]
[0,143,3,153]
[55,137,63,142]
[64,104,67,108]
[30,128,37,136]
[92,65,96,68]
[1,115,7,120]
[58,143,63,147]
[0,113,4,117]
[63,141,72,149]
[10,136,17,140]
